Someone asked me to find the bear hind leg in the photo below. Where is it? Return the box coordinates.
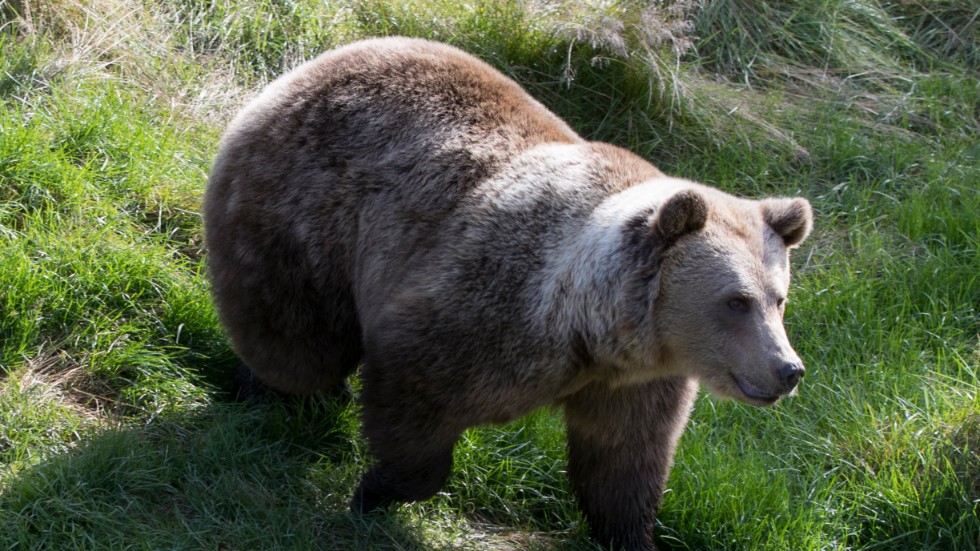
[219,275,364,397]
[232,329,362,399]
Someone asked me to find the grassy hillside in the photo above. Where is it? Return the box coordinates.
[1,0,977,549]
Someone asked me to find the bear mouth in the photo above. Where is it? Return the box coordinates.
[731,374,780,405]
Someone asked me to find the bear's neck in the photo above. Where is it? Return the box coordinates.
[529,188,671,382]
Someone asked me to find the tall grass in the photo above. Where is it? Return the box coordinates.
[1,0,977,549]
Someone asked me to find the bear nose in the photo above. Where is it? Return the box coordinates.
[777,362,805,389]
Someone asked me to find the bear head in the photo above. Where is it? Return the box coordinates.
[637,188,813,406]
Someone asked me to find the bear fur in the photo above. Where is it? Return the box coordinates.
[203,37,813,551]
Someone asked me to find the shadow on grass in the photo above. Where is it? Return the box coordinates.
[0,384,604,550]
[0,390,435,550]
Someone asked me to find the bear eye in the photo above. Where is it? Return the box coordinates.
[727,297,750,312]
[776,297,787,308]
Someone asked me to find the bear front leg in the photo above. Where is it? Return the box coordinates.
[351,375,464,513]
[563,377,697,551]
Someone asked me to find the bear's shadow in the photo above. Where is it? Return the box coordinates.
[0,389,429,549]
[0,385,612,550]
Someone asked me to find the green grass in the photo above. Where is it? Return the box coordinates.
[1,0,977,549]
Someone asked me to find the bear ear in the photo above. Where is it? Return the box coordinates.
[652,189,709,246]
[761,197,813,248]
[635,190,707,302]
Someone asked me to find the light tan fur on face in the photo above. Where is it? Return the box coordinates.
[653,195,809,405]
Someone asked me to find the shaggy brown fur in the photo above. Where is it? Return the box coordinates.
[204,37,813,551]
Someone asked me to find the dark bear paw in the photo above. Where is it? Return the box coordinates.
[232,362,281,404]
[350,466,398,514]
[233,362,356,409]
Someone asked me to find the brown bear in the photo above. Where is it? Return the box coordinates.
[203,37,813,551]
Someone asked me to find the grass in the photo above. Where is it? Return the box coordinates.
[1,0,977,549]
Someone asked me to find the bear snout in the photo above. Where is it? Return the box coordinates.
[777,361,805,390]
[728,358,805,406]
